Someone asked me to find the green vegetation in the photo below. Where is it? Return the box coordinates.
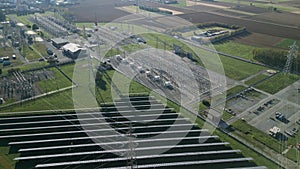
[104,48,122,58]
[9,14,32,25]
[95,70,150,103]
[222,111,233,121]
[1,61,48,77]
[230,119,300,162]
[220,55,266,80]
[245,74,269,85]
[255,73,300,94]
[22,42,47,61]
[227,85,246,97]
[0,47,23,68]
[142,32,266,80]
[276,39,300,49]
[37,68,72,92]
[0,46,15,57]
[0,65,281,168]
[0,147,19,169]
[214,41,258,60]
[253,48,300,72]
[141,33,202,64]
[139,5,173,15]
[0,89,74,113]
[121,44,146,53]
[169,0,186,7]
[214,128,279,169]
[58,63,75,78]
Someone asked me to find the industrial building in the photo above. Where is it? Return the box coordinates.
[62,43,85,59]
[51,38,69,49]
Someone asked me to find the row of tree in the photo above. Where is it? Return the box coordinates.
[253,48,300,72]
[0,10,6,22]
[139,6,173,15]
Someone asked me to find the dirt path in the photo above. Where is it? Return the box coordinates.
[186,0,229,9]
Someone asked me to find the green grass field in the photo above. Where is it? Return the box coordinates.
[227,85,247,96]
[37,68,73,92]
[231,119,300,162]
[214,41,258,60]
[245,74,269,85]
[22,42,47,62]
[220,55,266,80]
[0,147,19,169]
[275,39,300,49]
[255,73,300,94]
[1,61,48,77]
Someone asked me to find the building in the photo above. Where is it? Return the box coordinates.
[62,43,85,59]
[51,38,68,49]
[269,126,280,137]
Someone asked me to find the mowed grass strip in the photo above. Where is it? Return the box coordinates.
[245,74,269,85]
[255,73,300,94]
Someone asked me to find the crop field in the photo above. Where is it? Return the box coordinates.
[178,12,300,40]
[69,0,131,22]
[232,32,284,48]
[249,12,300,28]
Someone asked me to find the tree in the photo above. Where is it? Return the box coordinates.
[32,24,39,30]
[202,99,211,107]
[0,10,6,22]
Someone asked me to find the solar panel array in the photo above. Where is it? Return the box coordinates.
[0,96,267,169]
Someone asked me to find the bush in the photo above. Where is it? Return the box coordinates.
[202,99,211,107]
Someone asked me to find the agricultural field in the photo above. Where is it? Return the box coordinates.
[232,32,284,48]
[178,11,300,40]
[69,0,131,22]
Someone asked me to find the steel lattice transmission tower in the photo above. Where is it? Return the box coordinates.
[127,123,138,169]
[283,41,298,73]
